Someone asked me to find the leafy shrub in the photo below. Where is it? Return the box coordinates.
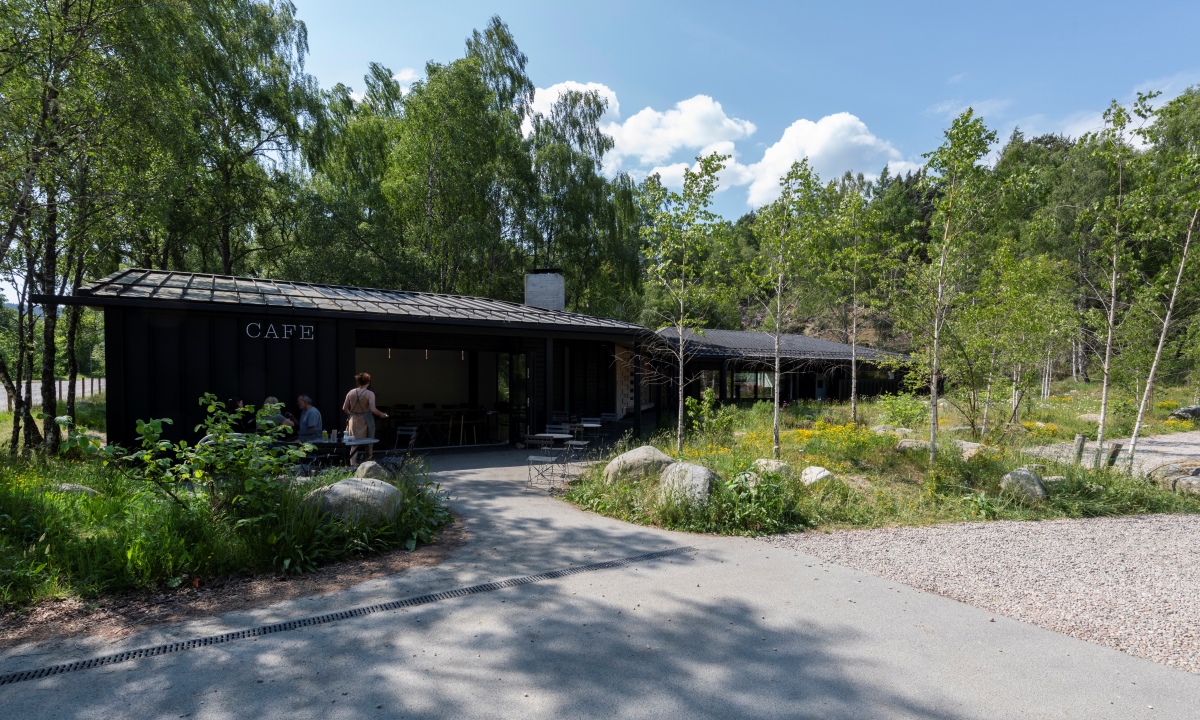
[0,396,452,607]
[875,393,928,429]
[684,388,737,438]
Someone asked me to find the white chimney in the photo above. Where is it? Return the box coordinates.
[525,270,565,312]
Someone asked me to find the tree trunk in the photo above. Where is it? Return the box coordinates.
[676,318,686,456]
[1095,241,1120,465]
[773,268,783,459]
[929,196,955,464]
[39,182,61,453]
[1127,206,1197,468]
[980,347,998,438]
[850,256,859,424]
[1095,159,1124,466]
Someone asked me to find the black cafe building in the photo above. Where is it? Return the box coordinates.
[59,269,652,448]
[656,327,904,405]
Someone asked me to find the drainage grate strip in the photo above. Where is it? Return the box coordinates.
[0,546,696,687]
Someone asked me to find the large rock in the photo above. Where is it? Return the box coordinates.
[1077,413,1102,423]
[896,438,929,451]
[752,458,793,477]
[659,463,718,504]
[800,466,833,485]
[871,425,895,434]
[956,440,983,460]
[354,460,393,481]
[50,483,100,497]
[305,478,404,524]
[603,446,674,484]
[1001,467,1047,502]
[1167,406,1200,421]
[1176,477,1200,496]
[1149,463,1186,481]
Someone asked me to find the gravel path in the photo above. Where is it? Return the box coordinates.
[765,514,1200,673]
[1030,429,1200,473]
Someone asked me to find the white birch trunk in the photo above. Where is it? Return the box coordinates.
[1127,207,1198,468]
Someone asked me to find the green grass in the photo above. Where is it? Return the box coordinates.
[565,395,1200,536]
[0,456,451,608]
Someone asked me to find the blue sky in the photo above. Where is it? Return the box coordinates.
[291,0,1200,219]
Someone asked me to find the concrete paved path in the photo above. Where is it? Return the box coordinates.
[2,450,1198,718]
[1030,429,1200,473]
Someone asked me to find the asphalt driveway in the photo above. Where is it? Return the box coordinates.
[2,450,1197,719]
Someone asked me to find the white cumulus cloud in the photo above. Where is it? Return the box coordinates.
[530,81,621,120]
[393,67,421,95]
[734,113,919,207]
[529,81,917,208]
[604,95,756,170]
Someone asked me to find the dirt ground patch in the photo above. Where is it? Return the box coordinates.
[0,518,467,649]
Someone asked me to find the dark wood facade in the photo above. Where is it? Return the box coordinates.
[101,306,638,447]
[54,270,648,448]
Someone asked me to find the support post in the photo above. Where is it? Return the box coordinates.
[1106,443,1123,468]
[545,339,554,433]
[1072,434,1086,465]
[633,340,643,439]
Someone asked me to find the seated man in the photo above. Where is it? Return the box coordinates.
[295,394,323,443]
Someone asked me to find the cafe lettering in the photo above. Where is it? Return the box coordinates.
[245,322,315,340]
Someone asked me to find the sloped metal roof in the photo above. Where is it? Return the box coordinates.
[67,269,646,334]
[657,327,902,363]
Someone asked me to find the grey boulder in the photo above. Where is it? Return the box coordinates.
[659,463,718,504]
[752,458,793,477]
[305,478,403,524]
[956,440,983,460]
[354,460,394,481]
[1149,463,1185,480]
[50,483,100,497]
[1176,477,1200,496]
[1001,467,1047,502]
[1167,406,1200,421]
[800,466,833,485]
[603,446,674,484]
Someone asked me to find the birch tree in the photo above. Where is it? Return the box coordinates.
[749,160,827,457]
[640,153,728,455]
[1084,97,1152,465]
[912,110,996,462]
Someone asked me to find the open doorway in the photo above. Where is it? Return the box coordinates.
[353,345,530,449]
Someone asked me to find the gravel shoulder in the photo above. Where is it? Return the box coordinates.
[765,514,1200,673]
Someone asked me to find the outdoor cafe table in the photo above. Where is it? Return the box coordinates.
[307,437,380,465]
[532,432,573,446]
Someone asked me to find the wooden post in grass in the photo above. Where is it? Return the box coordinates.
[1072,434,1086,465]
[1106,443,1123,468]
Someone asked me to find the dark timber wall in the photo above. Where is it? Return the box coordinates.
[105,307,626,447]
[106,308,343,446]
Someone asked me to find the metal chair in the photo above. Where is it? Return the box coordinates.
[377,427,419,472]
[524,433,553,450]
[527,454,559,487]
[562,439,591,468]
